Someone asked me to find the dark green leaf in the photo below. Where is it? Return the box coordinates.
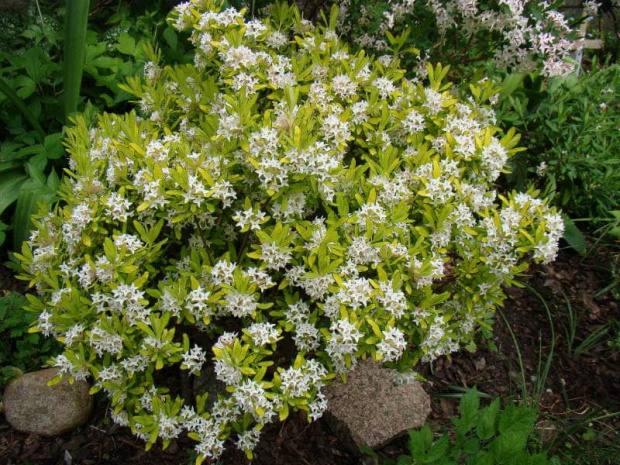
[13,75,36,99]
[561,216,586,255]
[0,170,28,214]
[13,178,57,250]
[44,132,66,160]
[163,27,178,50]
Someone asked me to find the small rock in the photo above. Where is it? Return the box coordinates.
[324,359,431,454]
[3,368,93,436]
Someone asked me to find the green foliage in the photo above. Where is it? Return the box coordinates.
[498,65,620,227]
[0,1,190,252]
[388,389,553,465]
[0,291,61,388]
[63,0,90,120]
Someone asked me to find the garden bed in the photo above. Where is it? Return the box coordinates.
[2,249,618,464]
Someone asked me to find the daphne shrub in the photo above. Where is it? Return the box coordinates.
[17,1,563,461]
[337,0,590,78]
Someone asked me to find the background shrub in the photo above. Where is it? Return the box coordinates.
[498,64,620,225]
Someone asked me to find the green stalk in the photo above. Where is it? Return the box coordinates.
[0,76,46,141]
[498,308,529,406]
[63,0,90,120]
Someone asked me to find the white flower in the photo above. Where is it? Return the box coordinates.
[423,88,445,115]
[120,354,150,375]
[233,207,268,230]
[246,322,280,346]
[114,234,144,254]
[348,236,380,265]
[182,345,208,374]
[293,321,321,351]
[63,324,85,347]
[536,161,548,175]
[280,366,311,397]
[215,358,243,385]
[403,109,425,133]
[377,326,407,362]
[158,412,182,440]
[89,326,124,356]
[54,354,89,381]
[266,30,288,49]
[309,390,328,420]
[243,267,275,291]
[373,76,396,99]
[261,242,292,270]
[211,260,236,285]
[330,319,362,346]
[338,277,373,309]
[378,281,407,318]
[233,379,275,422]
[236,428,261,451]
[331,74,357,99]
[105,192,132,222]
[225,291,258,318]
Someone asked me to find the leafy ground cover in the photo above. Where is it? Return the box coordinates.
[1,248,618,464]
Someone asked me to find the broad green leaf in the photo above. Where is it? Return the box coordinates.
[500,74,525,97]
[116,34,138,56]
[426,435,450,462]
[0,170,28,214]
[561,215,585,256]
[408,425,432,460]
[13,75,36,99]
[44,133,66,160]
[163,28,178,50]
[457,389,480,435]
[476,398,500,440]
[13,178,57,250]
[498,404,536,438]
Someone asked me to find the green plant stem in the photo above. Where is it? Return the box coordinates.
[0,76,46,142]
[64,0,90,120]
[498,307,529,405]
[527,285,556,410]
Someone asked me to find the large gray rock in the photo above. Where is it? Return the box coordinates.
[3,368,93,436]
[324,359,431,453]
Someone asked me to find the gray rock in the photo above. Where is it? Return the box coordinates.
[324,359,430,454]
[3,368,93,436]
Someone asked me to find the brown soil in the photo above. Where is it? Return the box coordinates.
[1,249,619,464]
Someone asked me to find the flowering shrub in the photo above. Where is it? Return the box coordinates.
[338,0,593,77]
[17,1,563,461]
